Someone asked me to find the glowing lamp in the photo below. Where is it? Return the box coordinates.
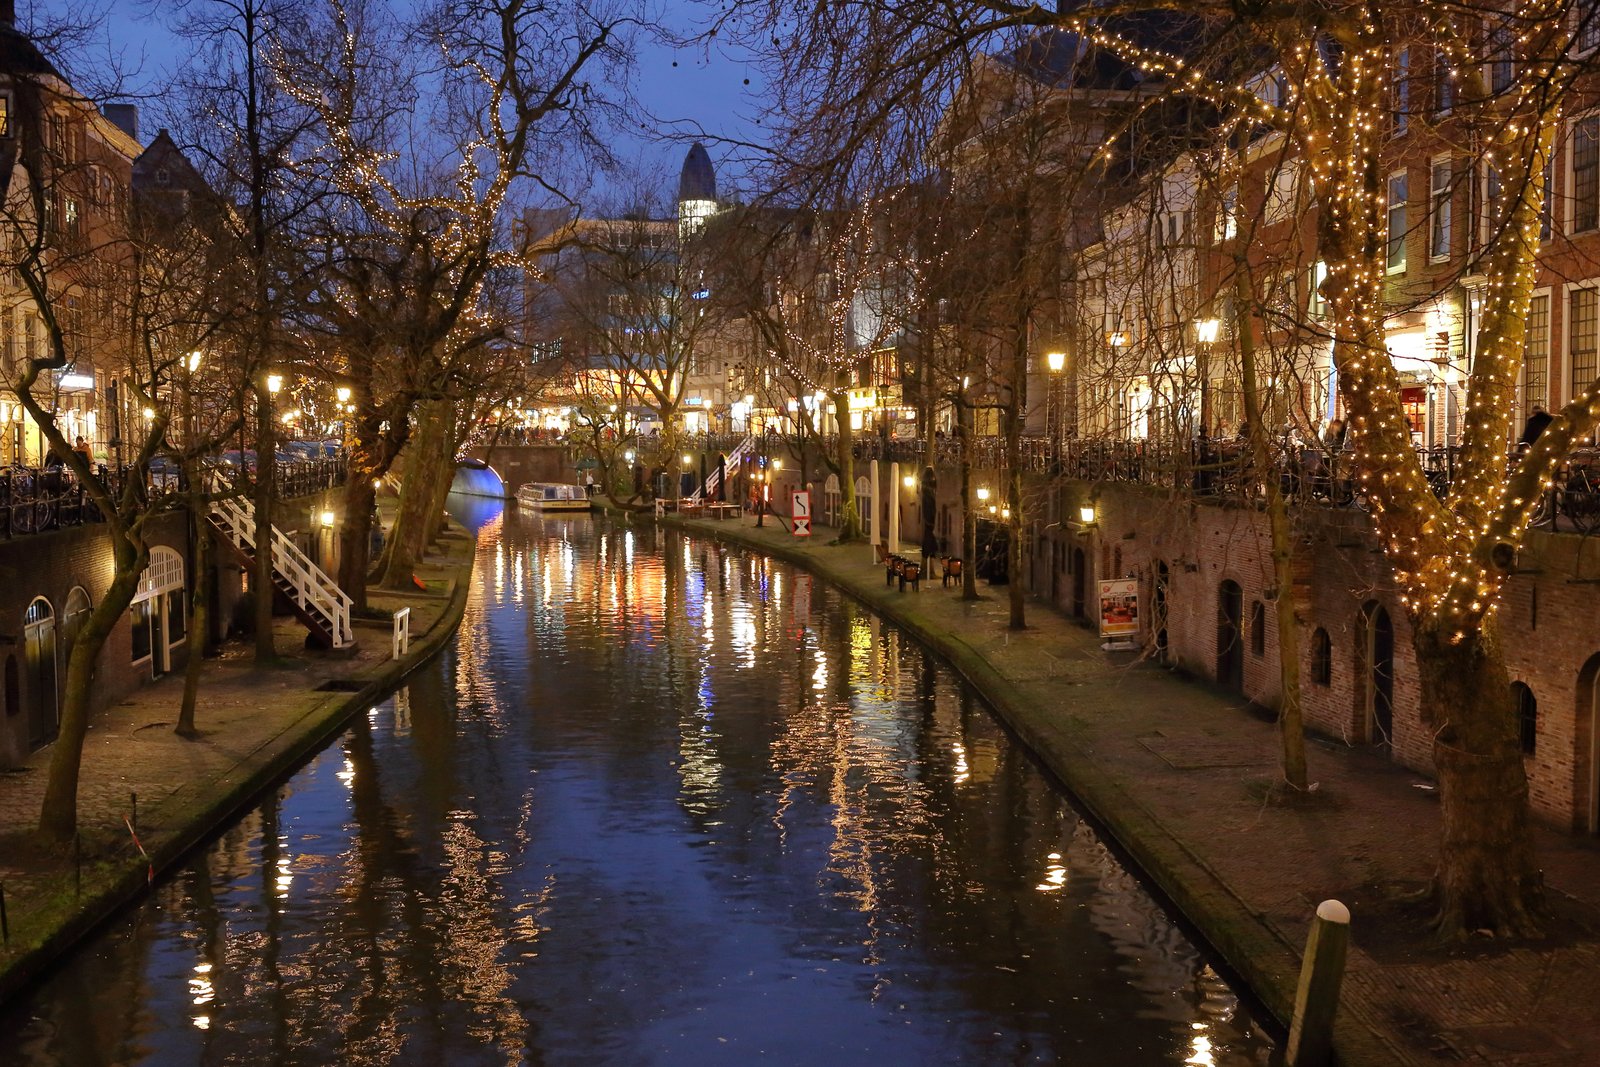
[320,510,336,528]
[1047,350,1066,373]
[1079,504,1097,524]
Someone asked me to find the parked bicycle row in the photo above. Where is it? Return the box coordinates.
[0,453,349,540]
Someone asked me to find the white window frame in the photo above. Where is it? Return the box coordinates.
[1308,261,1329,321]
[1430,156,1453,262]
[1265,159,1298,225]
[1521,286,1552,418]
[1477,161,1504,250]
[1386,170,1409,274]
[1579,1,1600,56]
[1214,183,1238,243]
[1571,112,1600,235]
[1569,278,1600,408]
[1486,18,1515,94]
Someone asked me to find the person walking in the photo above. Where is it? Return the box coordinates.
[1519,405,1553,447]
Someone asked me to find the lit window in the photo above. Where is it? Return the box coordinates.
[1265,159,1298,224]
[1308,261,1328,320]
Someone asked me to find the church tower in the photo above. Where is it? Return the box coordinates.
[677,142,718,238]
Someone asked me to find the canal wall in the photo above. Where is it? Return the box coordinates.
[0,519,477,1006]
[656,511,1494,1067]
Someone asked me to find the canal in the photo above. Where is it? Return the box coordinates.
[1,501,1275,1065]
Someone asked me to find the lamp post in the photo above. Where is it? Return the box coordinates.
[1046,349,1066,472]
[1194,318,1220,438]
[755,453,767,527]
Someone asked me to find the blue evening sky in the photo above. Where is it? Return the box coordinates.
[85,2,766,201]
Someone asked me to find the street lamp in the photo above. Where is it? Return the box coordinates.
[266,373,282,395]
[1046,350,1067,472]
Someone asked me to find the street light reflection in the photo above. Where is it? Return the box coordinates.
[1036,851,1068,891]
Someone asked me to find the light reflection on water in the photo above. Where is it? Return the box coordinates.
[0,510,1274,1066]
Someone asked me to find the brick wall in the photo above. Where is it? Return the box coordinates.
[928,469,1600,832]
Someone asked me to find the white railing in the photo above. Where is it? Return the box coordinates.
[209,494,355,648]
[687,434,754,502]
[392,606,411,660]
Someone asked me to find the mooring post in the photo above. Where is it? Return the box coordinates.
[0,880,8,945]
[130,791,138,838]
[1287,898,1350,1067]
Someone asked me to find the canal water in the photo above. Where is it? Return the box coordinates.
[1,500,1275,1066]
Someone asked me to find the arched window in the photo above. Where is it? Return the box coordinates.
[62,586,90,649]
[1513,681,1537,756]
[24,597,52,627]
[131,547,185,669]
[1250,600,1266,656]
[1311,627,1332,686]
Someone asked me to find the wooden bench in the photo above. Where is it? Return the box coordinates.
[706,502,741,520]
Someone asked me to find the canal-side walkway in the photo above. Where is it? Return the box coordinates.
[0,522,476,1004]
[668,512,1600,1067]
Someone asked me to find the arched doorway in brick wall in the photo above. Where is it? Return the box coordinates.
[1358,601,1396,748]
[1580,652,1600,834]
[1153,561,1170,663]
[1217,580,1244,692]
[23,596,58,749]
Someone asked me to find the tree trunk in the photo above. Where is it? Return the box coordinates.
[1235,267,1308,791]
[339,473,377,611]
[177,490,211,738]
[378,400,450,588]
[958,397,978,601]
[423,403,460,539]
[834,391,861,540]
[1414,621,1542,937]
[39,548,145,842]
[1004,350,1027,630]
[252,381,276,661]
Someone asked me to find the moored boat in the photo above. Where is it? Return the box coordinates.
[516,482,593,512]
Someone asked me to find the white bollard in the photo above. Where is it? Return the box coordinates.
[888,461,901,554]
[868,459,880,558]
[1287,899,1350,1067]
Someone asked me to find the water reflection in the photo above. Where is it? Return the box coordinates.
[0,511,1273,1066]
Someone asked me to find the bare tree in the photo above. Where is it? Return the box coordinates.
[281,0,632,595]
[724,0,1600,934]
